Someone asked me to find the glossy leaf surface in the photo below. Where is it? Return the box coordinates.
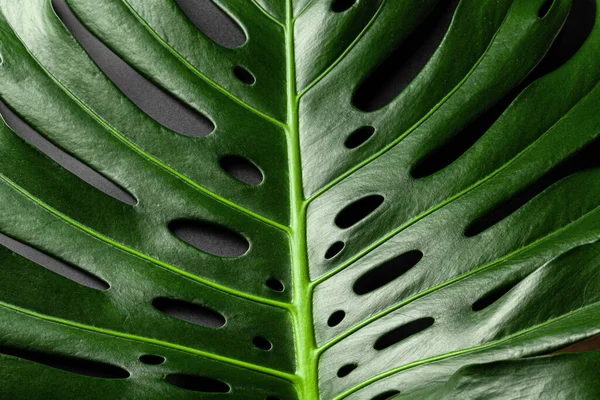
[0,0,599,399]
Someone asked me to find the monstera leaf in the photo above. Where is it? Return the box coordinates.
[1,0,600,399]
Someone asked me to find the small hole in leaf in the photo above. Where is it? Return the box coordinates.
[220,155,263,185]
[374,317,434,350]
[152,298,226,329]
[252,336,273,351]
[328,310,346,327]
[233,66,256,85]
[372,391,401,400]
[325,241,345,259]
[0,346,129,379]
[266,278,285,292]
[139,355,165,365]
[166,373,230,393]
[337,363,358,377]
[0,232,109,291]
[266,397,282,400]
[335,195,384,229]
[539,0,554,18]
[354,250,423,295]
[345,126,375,149]
[332,0,356,12]
[472,283,518,312]
[169,219,249,257]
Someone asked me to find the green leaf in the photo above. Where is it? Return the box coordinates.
[408,349,600,400]
[0,0,598,399]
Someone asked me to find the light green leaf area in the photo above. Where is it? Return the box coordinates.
[0,0,599,399]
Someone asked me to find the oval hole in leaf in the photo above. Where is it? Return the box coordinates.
[266,278,285,292]
[138,354,165,365]
[174,0,246,48]
[372,390,401,400]
[353,250,423,295]
[0,101,136,206]
[169,219,249,257]
[337,363,358,378]
[252,336,273,351]
[539,0,555,18]
[152,297,226,329]
[331,0,357,13]
[327,310,346,327]
[166,373,230,393]
[233,66,256,85]
[219,155,263,185]
[266,396,282,400]
[53,0,214,138]
[325,241,345,259]
[465,137,600,237]
[374,317,435,351]
[353,0,460,111]
[0,232,109,291]
[335,195,384,229]
[0,346,129,379]
[472,283,518,312]
[345,126,375,149]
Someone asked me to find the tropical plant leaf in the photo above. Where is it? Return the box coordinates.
[0,0,599,399]
[406,349,600,400]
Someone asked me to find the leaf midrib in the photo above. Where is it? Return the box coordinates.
[284,1,320,399]
[5,2,319,396]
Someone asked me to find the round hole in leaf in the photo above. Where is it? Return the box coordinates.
[345,126,375,149]
[335,194,385,229]
[327,310,345,327]
[139,354,165,365]
[152,298,226,329]
[374,317,435,350]
[168,219,249,258]
[252,336,273,351]
[337,363,357,377]
[325,241,345,259]
[266,397,281,400]
[371,390,401,400]
[353,250,423,295]
[266,278,285,292]
[234,66,256,85]
[220,155,263,185]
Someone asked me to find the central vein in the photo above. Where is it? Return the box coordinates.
[285,1,320,399]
